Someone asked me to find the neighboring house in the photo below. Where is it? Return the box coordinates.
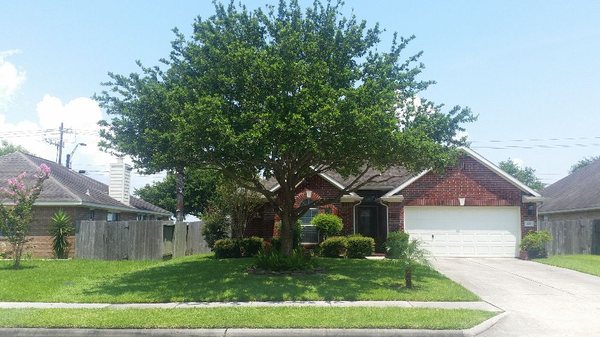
[539,159,600,255]
[248,147,542,257]
[0,152,171,257]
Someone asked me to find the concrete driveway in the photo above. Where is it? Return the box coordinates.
[432,258,600,337]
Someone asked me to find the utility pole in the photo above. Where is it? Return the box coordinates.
[58,122,64,165]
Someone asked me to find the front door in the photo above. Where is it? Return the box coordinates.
[357,206,378,239]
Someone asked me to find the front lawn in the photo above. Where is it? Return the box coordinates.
[535,254,600,277]
[0,307,495,329]
[0,254,478,303]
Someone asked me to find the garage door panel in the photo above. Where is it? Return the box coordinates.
[405,206,521,258]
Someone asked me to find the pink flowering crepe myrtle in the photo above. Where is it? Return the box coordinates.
[0,163,51,268]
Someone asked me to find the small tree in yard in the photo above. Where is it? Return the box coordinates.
[0,164,51,268]
[49,209,74,259]
[400,239,430,288]
[386,231,430,288]
[212,182,264,239]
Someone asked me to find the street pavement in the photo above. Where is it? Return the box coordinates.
[432,258,600,337]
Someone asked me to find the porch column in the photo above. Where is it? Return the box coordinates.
[380,195,404,232]
[340,194,363,235]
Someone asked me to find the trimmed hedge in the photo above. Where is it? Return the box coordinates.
[240,236,264,257]
[320,236,347,258]
[213,239,241,258]
[214,237,265,258]
[346,235,375,258]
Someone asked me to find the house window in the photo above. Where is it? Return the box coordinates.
[136,214,147,221]
[299,200,319,243]
[107,212,120,222]
[526,204,536,216]
[89,210,95,221]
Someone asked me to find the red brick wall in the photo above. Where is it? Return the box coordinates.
[248,175,356,239]
[388,156,529,234]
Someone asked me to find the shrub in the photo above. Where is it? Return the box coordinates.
[201,211,229,249]
[240,236,264,257]
[254,248,315,272]
[213,239,241,258]
[311,213,343,239]
[320,236,348,258]
[521,230,552,258]
[385,231,409,259]
[346,235,375,258]
[48,209,74,259]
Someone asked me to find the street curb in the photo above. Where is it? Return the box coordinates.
[0,313,507,337]
[464,311,508,336]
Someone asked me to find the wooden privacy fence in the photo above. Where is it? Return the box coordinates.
[539,220,593,255]
[76,220,210,260]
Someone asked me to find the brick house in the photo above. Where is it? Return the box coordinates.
[248,147,542,257]
[0,152,171,257]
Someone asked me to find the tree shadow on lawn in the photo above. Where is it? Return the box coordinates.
[83,256,446,303]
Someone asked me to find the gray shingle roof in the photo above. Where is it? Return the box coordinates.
[0,152,171,216]
[540,158,600,213]
[264,166,416,192]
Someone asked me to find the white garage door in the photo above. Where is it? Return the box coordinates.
[404,206,521,257]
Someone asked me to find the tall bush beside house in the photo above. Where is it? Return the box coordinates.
[310,213,343,240]
[201,208,229,249]
[385,231,409,259]
[520,230,552,259]
[0,164,51,268]
[48,209,74,259]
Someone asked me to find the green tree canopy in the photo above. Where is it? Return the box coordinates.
[0,140,29,156]
[98,0,475,255]
[498,158,544,191]
[569,155,600,174]
[134,168,222,218]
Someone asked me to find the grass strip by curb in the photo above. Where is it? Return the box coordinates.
[0,307,496,330]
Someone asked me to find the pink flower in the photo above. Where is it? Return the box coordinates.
[35,164,51,179]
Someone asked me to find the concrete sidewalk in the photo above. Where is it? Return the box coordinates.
[0,300,502,311]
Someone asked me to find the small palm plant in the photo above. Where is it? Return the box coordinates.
[400,239,430,288]
[49,209,74,259]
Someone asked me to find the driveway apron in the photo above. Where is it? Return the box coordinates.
[432,258,600,337]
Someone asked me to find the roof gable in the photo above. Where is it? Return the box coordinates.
[383,147,541,197]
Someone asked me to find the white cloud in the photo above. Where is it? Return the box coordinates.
[0,49,26,110]
[0,94,165,191]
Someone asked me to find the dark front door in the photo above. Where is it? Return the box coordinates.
[592,220,600,255]
[357,206,378,239]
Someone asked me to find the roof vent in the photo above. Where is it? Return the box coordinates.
[109,157,131,205]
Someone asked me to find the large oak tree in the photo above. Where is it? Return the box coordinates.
[98,0,474,255]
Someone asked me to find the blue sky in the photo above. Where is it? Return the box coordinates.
[1,0,599,188]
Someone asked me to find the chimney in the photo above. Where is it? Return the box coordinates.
[109,157,131,205]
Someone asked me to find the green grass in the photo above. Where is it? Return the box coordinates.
[0,307,495,329]
[0,254,478,303]
[535,254,600,277]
